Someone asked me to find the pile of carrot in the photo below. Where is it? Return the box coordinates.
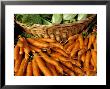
[14,32,97,76]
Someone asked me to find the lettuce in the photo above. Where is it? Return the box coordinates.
[77,14,87,20]
[63,14,77,20]
[52,14,63,24]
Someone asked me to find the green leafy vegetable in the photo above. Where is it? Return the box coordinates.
[52,14,63,24]
[63,14,77,20]
[15,14,23,22]
[15,14,89,25]
[22,14,42,26]
[41,18,52,25]
[77,14,87,21]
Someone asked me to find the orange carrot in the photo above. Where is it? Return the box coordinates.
[66,44,75,53]
[49,42,63,50]
[34,54,53,76]
[68,34,78,42]
[81,53,86,63]
[17,40,23,47]
[32,58,40,76]
[16,58,28,76]
[61,64,75,76]
[29,44,41,52]
[78,34,84,49]
[39,51,63,74]
[57,55,70,62]
[91,49,97,71]
[88,34,95,49]
[52,47,68,57]
[70,59,81,67]
[46,63,58,76]
[36,38,56,43]
[25,52,29,59]
[14,45,20,60]
[78,48,87,60]
[93,39,97,51]
[71,41,80,57]
[14,54,22,73]
[61,61,84,76]
[27,38,49,48]
[64,41,73,50]
[84,38,89,48]
[84,51,91,75]
[19,37,30,54]
[26,61,33,76]
[19,47,24,54]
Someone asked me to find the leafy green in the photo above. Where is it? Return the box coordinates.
[41,18,52,25]
[15,14,23,22]
[52,14,63,24]
[22,14,42,26]
[40,14,52,21]
[63,14,77,20]
[77,14,87,21]
[15,14,89,26]
[21,32,33,38]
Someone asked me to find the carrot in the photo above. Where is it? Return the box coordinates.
[90,58,94,68]
[91,34,96,43]
[32,58,40,76]
[25,52,29,59]
[84,51,91,75]
[17,40,23,47]
[91,49,97,71]
[14,54,22,73]
[89,71,97,76]
[78,48,87,60]
[16,58,28,76]
[19,37,30,54]
[39,51,63,74]
[66,44,75,53]
[19,47,24,54]
[72,66,84,76]
[52,47,68,57]
[68,34,78,42]
[49,42,63,50]
[88,34,95,49]
[61,64,75,76]
[70,59,81,67]
[61,61,84,76]
[93,39,97,51]
[51,53,70,61]
[81,53,86,63]
[27,38,49,48]
[46,63,58,76]
[71,41,80,57]
[64,41,73,50]
[50,53,61,61]
[57,55,70,62]
[34,54,53,76]
[35,38,56,43]
[78,34,84,49]
[29,44,41,52]
[84,38,89,48]
[88,35,92,49]
[26,61,33,76]
[14,45,20,60]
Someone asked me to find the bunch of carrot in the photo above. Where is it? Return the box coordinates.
[14,31,97,76]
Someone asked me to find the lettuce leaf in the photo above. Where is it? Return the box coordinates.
[52,14,63,24]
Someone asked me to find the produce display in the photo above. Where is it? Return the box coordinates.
[14,14,97,76]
